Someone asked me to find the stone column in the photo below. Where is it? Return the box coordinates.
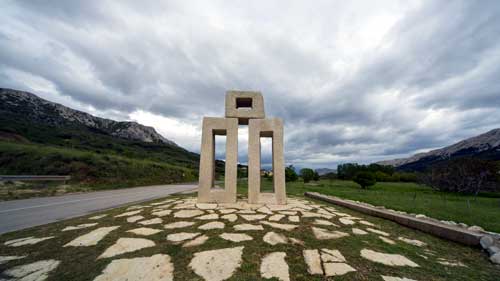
[248,118,286,204]
[197,117,238,203]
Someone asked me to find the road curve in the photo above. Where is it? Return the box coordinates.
[0,183,198,234]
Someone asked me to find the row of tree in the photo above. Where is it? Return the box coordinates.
[337,163,417,182]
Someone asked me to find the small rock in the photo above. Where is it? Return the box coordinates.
[164,221,195,229]
[234,224,264,231]
[480,235,494,249]
[398,237,426,247]
[221,214,238,222]
[183,235,209,247]
[151,209,172,217]
[269,214,285,221]
[487,246,500,255]
[174,209,204,218]
[312,227,349,240]
[167,232,200,243]
[360,249,419,267]
[62,223,98,231]
[0,255,26,264]
[127,227,162,236]
[339,218,355,225]
[352,228,368,235]
[288,216,300,223]
[366,228,390,237]
[198,221,225,230]
[303,249,323,275]
[320,249,345,262]
[415,214,427,219]
[64,226,119,247]
[196,214,219,220]
[115,210,142,217]
[98,238,155,259]
[240,214,267,221]
[220,233,253,242]
[379,236,396,245]
[323,262,356,276]
[260,252,290,281]
[468,225,484,232]
[263,232,288,245]
[490,252,500,264]
[261,221,298,231]
[382,276,417,281]
[138,218,162,225]
[189,247,243,281]
[127,215,144,223]
[313,219,338,227]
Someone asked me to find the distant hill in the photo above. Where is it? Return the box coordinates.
[377,128,500,171]
[0,88,176,145]
[0,88,203,187]
[315,168,336,176]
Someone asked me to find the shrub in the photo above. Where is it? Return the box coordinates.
[300,168,315,183]
[285,165,298,182]
[353,172,376,189]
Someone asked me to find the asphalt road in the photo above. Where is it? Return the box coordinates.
[0,183,198,234]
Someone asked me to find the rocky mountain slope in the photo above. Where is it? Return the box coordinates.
[378,128,500,171]
[0,88,176,145]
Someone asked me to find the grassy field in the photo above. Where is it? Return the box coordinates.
[0,193,499,280]
[0,141,197,200]
[237,178,500,233]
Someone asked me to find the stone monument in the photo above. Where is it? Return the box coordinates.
[198,91,286,204]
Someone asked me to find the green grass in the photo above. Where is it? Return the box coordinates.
[0,141,197,200]
[239,179,500,233]
[0,193,498,280]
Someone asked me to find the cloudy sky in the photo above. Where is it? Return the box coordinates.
[1,0,500,169]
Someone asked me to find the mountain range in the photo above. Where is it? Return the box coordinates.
[0,88,175,145]
[377,128,500,171]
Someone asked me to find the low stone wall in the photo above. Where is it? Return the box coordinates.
[304,192,483,247]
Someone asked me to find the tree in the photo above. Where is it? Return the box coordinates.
[300,168,315,183]
[313,171,320,181]
[419,158,498,195]
[353,172,376,189]
[285,165,298,182]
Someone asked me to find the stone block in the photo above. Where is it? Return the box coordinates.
[225,91,265,125]
[197,117,238,203]
[248,118,286,204]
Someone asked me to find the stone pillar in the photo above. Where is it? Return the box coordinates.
[197,117,238,203]
[248,118,286,204]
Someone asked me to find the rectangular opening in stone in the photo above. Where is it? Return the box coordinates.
[236,97,253,109]
[212,130,227,189]
[259,132,274,193]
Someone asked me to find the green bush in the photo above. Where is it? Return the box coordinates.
[353,172,376,189]
[285,165,298,182]
[300,168,315,183]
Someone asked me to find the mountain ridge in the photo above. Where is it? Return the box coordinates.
[377,128,500,171]
[0,88,176,145]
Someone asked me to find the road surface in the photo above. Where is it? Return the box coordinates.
[0,183,198,234]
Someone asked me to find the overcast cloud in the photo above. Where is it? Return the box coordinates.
[1,0,500,169]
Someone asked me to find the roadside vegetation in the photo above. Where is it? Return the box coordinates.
[237,178,500,233]
[0,141,197,200]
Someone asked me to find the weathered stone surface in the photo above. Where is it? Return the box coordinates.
[115,210,142,217]
[352,228,368,235]
[260,252,289,281]
[339,218,355,225]
[359,220,375,226]
[164,221,195,229]
[183,235,209,248]
[167,232,200,243]
[257,206,274,214]
[381,276,417,281]
[320,249,345,262]
[303,249,323,275]
[437,259,467,267]
[313,219,338,227]
[288,216,300,223]
[240,214,266,221]
[220,233,253,242]
[234,224,264,231]
[219,209,237,214]
[261,221,298,231]
[5,236,54,247]
[221,214,238,222]
[196,214,220,220]
[189,246,244,281]
[279,211,297,215]
[269,214,285,221]
[127,215,144,223]
[196,203,218,210]
[151,210,172,217]
[360,249,419,267]
[127,227,162,236]
[263,232,288,245]
[1,259,60,281]
[380,236,396,245]
[301,211,332,219]
[237,209,256,214]
[65,226,119,247]
[98,238,155,259]
[323,263,356,276]
[312,227,348,240]
[398,237,426,247]
[367,228,390,237]
[0,255,26,264]
[89,214,108,220]
[62,223,98,231]
[139,218,163,225]
[94,254,173,281]
[199,221,225,230]
[174,209,204,218]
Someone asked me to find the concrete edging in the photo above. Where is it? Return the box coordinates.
[304,191,483,247]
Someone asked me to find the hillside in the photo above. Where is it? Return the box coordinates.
[378,128,500,171]
[0,88,205,190]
